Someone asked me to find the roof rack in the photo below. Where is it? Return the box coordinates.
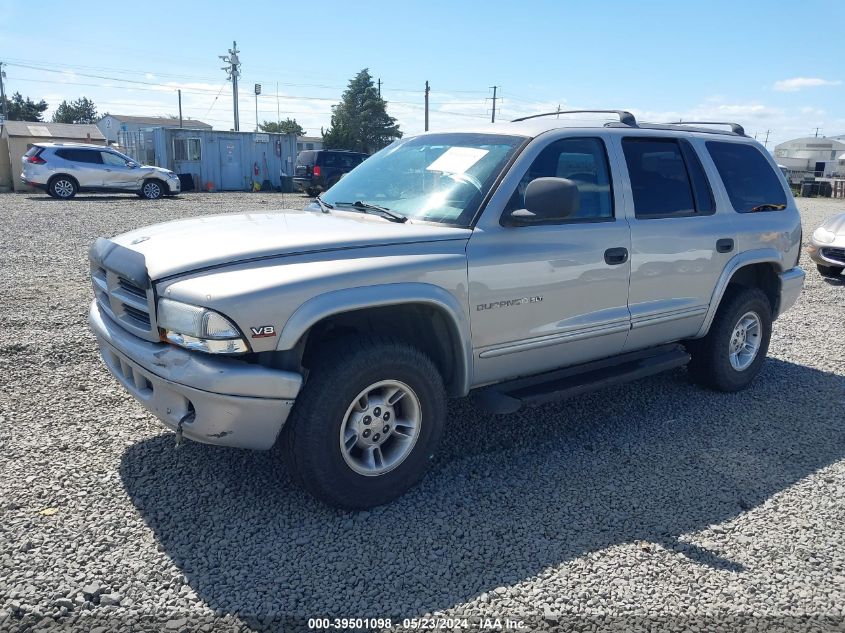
[665,121,746,136]
[511,110,637,126]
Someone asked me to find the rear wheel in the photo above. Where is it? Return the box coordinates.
[686,287,772,392]
[281,336,446,509]
[817,264,843,277]
[141,180,165,200]
[48,176,77,199]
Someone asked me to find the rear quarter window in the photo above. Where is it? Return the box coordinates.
[706,141,787,213]
[296,151,316,166]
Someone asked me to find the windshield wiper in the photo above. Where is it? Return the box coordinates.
[315,194,333,213]
[335,200,408,223]
[749,203,787,212]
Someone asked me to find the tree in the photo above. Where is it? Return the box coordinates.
[259,118,306,136]
[0,92,48,121]
[52,97,98,124]
[322,69,401,153]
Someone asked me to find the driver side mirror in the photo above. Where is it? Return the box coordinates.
[504,177,580,226]
[127,161,139,169]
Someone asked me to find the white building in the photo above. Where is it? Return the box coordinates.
[773,136,845,177]
[296,135,323,153]
[97,115,212,144]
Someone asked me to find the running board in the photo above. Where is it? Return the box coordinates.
[473,344,691,414]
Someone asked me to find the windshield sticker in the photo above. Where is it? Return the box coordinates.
[426,147,489,175]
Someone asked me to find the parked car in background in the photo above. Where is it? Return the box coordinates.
[294,149,368,196]
[808,212,845,277]
[21,143,181,200]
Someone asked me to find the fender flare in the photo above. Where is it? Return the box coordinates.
[276,282,473,396]
[695,248,784,338]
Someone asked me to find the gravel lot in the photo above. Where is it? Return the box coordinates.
[0,191,843,632]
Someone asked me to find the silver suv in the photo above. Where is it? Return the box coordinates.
[88,110,805,509]
[22,142,181,200]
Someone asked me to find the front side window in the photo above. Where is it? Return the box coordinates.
[505,137,614,221]
[101,151,128,167]
[706,141,787,213]
[321,133,526,226]
[623,138,714,218]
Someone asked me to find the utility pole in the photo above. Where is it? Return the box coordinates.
[556,104,561,119]
[424,80,430,132]
[254,83,261,132]
[764,130,770,148]
[490,85,498,123]
[276,82,280,123]
[219,41,241,131]
[377,78,382,97]
[177,89,183,128]
[814,127,821,138]
[0,61,7,122]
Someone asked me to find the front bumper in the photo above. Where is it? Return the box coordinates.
[807,239,845,269]
[89,300,302,449]
[777,266,805,317]
[166,176,182,194]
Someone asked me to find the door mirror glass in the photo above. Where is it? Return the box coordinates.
[507,177,580,225]
[127,161,139,168]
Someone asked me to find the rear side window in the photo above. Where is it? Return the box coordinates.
[706,141,787,213]
[622,138,713,218]
[296,151,316,166]
[55,149,103,164]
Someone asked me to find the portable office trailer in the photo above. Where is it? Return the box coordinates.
[118,127,298,192]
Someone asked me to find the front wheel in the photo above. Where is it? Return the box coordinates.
[141,180,165,200]
[686,287,772,392]
[817,263,843,277]
[281,336,446,509]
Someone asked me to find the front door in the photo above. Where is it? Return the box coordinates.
[99,151,137,189]
[468,136,632,386]
[219,139,243,190]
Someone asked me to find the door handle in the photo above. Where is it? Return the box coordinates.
[716,238,734,253]
[604,247,629,265]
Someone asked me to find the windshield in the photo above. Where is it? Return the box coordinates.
[320,133,526,226]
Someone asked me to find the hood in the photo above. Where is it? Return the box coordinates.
[143,165,175,176]
[821,212,845,236]
[109,209,471,279]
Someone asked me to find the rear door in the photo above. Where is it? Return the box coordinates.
[56,148,105,187]
[295,151,316,178]
[618,136,735,351]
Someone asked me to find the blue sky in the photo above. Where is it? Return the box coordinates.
[1,0,843,146]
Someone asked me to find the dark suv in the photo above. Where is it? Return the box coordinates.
[293,150,368,196]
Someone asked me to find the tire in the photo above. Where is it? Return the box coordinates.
[281,335,446,509]
[686,287,772,392]
[141,180,165,200]
[817,263,843,277]
[48,176,77,199]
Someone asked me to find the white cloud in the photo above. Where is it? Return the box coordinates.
[772,77,841,92]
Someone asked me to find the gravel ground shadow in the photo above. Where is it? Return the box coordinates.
[119,358,845,620]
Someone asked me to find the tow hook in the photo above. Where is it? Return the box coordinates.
[175,411,195,448]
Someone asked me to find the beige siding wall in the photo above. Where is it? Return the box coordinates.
[0,137,11,192]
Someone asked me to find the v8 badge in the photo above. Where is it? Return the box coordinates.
[250,325,276,338]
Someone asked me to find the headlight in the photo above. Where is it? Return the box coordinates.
[812,227,836,244]
[157,298,249,354]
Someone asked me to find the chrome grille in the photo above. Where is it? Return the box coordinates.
[821,247,845,265]
[91,262,159,342]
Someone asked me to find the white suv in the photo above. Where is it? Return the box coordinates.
[21,143,181,200]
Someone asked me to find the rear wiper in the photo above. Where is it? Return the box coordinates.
[749,203,787,212]
[335,200,407,223]
[315,194,333,214]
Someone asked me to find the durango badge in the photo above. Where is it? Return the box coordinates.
[250,325,276,338]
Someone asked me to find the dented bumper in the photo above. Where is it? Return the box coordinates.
[89,300,301,449]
